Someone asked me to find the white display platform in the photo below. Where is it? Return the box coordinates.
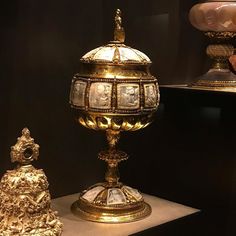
[52,193,199,236]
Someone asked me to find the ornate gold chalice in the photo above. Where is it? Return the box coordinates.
[189,0,236,87]
[70,9,160,223]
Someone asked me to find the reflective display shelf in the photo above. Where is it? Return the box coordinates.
[52,193,199,236]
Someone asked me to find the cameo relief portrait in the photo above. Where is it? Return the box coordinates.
[117,84,140,109]
[82,186,105,203]
[89,82,112,109]
[107,188,126,205]
[144,83,158,108]
[122,186,143,201]
[72,80,87,107]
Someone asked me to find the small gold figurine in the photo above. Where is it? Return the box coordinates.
[0,128,63,235]
[114,9,125,43]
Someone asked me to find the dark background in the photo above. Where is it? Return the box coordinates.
[0,0,235,235]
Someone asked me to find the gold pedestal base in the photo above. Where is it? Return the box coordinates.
[71,183,152,223]
[71,131,151,223]
[190,69,236,88]
[71,199,151,223]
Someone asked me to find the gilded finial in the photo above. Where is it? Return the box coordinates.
[11,128,39,165]
[114,9,125,43]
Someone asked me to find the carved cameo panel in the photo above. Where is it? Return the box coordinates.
[144,83,158,108]
[82,186,105,203]
[72,80,87,107]
[117,84,140,110]
[107,188,126,205]
[89,82,112,109]
[122,186,143,201]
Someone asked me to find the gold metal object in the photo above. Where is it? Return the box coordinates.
[189,1,236,88]
[0,128,63,235]
[193,38,236,87]
[70,9,159,223]
[114,9,125,43]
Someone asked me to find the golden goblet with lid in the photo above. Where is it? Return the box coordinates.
[69,9,160,223]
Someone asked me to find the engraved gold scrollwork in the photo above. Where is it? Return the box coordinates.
[0,128,63,235]
[205,31,236,39]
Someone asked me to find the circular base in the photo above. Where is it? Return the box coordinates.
[189,69,236,88]
[71,183,152,223]
[71,199,151,223]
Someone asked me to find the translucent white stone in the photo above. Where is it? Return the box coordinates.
[123,186,143,201]
[82,186,105,203]
[189,2,236,32]
[89,82,112,109]
[93,47,115,61]
[81,45,151,64]
[107,188,126,205]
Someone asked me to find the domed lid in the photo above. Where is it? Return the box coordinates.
[81,9,151,65]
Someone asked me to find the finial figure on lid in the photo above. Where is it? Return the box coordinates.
[114,9,125,43]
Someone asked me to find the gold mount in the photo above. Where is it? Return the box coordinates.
[99,130,128,187]
[190,31,236,88]
[71,129,151,223]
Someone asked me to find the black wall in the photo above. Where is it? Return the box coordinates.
[1,0,107,196]
[0,1,235,235]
